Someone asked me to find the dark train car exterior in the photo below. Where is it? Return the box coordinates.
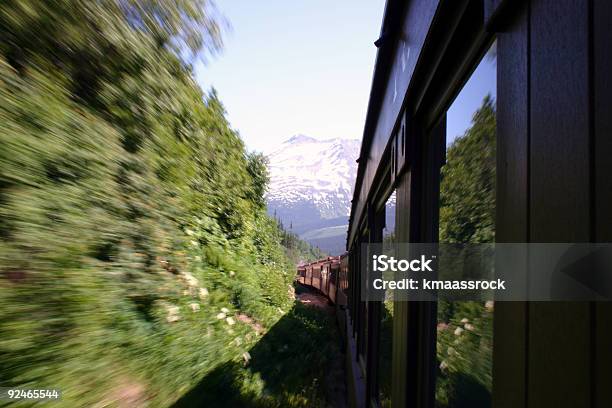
[339,0,612,408]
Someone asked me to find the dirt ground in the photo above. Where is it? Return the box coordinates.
[296,290,332,309]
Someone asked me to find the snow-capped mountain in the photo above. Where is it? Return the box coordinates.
[267,135,360,220]
[266,135,360,254]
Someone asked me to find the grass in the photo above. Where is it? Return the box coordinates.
[171,284,344,408]
[0,271,344,408]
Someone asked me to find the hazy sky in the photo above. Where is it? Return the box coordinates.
[195,0,386,152]
[195,1,496,153]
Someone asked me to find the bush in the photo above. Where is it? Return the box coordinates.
[0,2,300,406]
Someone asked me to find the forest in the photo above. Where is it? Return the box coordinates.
[0,1,331,406]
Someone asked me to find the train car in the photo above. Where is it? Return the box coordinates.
[311,261,321,291]
[296,264,306,285]
[320,261,328,296]
[327,257,340,304]
[339,1,612,408]
[305,262,310,286]
[335,254,349,346]
[295,256,342,304]
[337,254,348,308]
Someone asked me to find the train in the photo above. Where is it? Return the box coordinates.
[295,255,352,364]
[296,255,347,307]
[298,1,612,407]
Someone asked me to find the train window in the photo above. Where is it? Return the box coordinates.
[351,248,358,337]
[358,230,368,373]
[436,42,496,408]
[378,190,396,407]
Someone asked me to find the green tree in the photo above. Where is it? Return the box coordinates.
[0,1,302,406]
[439,94,496,244]
[247,152,270,210]
[436,95,496,408]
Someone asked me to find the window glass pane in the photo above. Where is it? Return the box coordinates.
[378,190,396,407]
[358,234,368,372]
[436,42,496,408]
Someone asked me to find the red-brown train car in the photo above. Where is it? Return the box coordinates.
[295,254,346,309]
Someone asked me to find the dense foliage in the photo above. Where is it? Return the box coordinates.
[436,95,496,408]
[0,1,326,406]
[439,95,496,245]
[173,296,344,408]
[277,222,327,265]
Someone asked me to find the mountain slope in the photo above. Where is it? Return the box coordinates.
[266,135,360,254]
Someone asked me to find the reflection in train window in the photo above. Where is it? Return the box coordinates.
[436,42,496,408]
[358,230,368,374]
[378,190,396,408]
